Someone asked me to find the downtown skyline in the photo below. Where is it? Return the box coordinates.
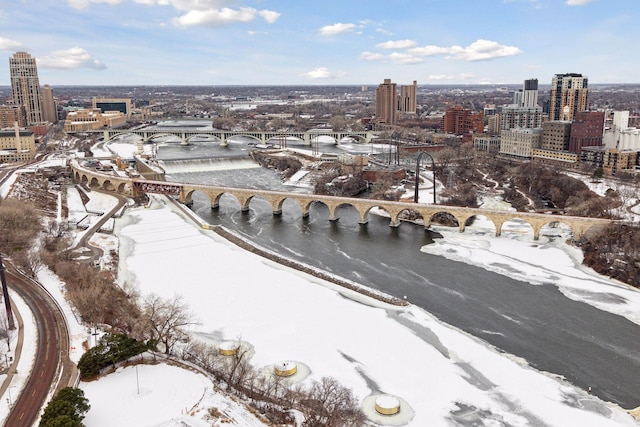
[0,0,638,86]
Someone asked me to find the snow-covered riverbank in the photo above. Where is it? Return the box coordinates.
[99,194,639,426]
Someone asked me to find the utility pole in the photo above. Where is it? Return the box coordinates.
[0,255,15,330]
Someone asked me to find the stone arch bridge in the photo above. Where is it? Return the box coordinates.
[71,161,611,240]
[100,128,380,146]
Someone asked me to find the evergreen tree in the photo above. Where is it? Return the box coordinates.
[39,387,90,427]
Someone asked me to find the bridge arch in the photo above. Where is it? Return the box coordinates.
[461,214,498,235]
[427,210,461,230]
[146,133,183,143]
[117,182,128,194]
[102,179,116,192]
[304,200,331,220]
[339,133,369,144]
[226,134,262,146]
[184,134,223,145]
[497,217,537,239]
[105,131,144,143]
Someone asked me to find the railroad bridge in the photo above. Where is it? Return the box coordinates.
[100,128,380,146]
[71,161,611,240]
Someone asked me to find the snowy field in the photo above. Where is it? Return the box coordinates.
[91,193,639,427]
[2,153,640,426]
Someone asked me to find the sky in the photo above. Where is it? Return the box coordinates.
[0,0,638,86]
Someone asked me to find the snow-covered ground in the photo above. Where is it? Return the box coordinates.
[2,153,640,426]
[94,193,638,426]
[81,363,269,427]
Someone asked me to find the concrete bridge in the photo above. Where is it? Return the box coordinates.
[101,128,380,146]
[70,160,612,240]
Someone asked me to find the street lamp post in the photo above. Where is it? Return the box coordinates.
[0,255,15,330]
[414,151,437,204]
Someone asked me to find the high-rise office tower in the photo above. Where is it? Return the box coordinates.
[375,79,397,124]
[522,78,538,108]
[42,84,58,124]
[9,52,43,125]
[399,80,417,114]
[549,73,588,121]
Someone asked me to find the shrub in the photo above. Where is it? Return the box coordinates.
[78,333,150,379]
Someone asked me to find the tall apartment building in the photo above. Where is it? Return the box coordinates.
[569,111,604,153]
[0,105,27,128]
[500,105,543,131]
[375,79,397,124]
[9,52,43,125]
[398,80,417,114]
[42,84,58,124]
[442,105,484,135]
[522,78,539,108]
[541,121,572,151]
[549,73,588,121]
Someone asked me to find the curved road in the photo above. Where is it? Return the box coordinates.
[2,265,75,427]
[1,185,123,426]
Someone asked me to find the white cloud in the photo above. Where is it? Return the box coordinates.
[134,0,228,9]
[451,39,521,61]
[427,73,475,81]
[67,0,122,9]
[37,47,106,70]
[319,22,356,36]
[300,67,345,80]
[173,7,279,27]
[566,0,596,5]
[375,28,393,36]
[130,1,280,26]
[258,10,280,24]
[376,39,416,50]
[389,52,423,65]
[0,37,23,51]
[408,45,451,56]
[409,39,521,61]
[359,51,385,61]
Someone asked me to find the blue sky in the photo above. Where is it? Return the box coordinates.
[0,0,637,86]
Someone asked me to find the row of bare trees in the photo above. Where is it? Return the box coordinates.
[0,171,365,425]
[180,341,365,426]
[580,223,640,288]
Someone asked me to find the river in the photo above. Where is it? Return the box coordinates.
[155,137,640,411]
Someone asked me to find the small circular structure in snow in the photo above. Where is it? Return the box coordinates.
[375,395,401,415]
[274,360,297,377]
[218,340,240,356]
[362,394,414,425]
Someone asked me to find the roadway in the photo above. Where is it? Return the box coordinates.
[2,264,76,427]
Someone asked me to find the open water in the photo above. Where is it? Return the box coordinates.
[156,138,640,410]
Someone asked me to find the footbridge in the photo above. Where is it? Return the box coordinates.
[101,128,380,146]
[71,161,612,240]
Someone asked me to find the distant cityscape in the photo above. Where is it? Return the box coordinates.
[2,50,640,176]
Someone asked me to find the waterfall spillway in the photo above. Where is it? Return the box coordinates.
[158,157,261,173]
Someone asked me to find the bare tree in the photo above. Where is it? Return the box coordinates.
[141,293,199,354]
[13,248,43,279]
[295,377,366,427]
[0,312,14,352]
